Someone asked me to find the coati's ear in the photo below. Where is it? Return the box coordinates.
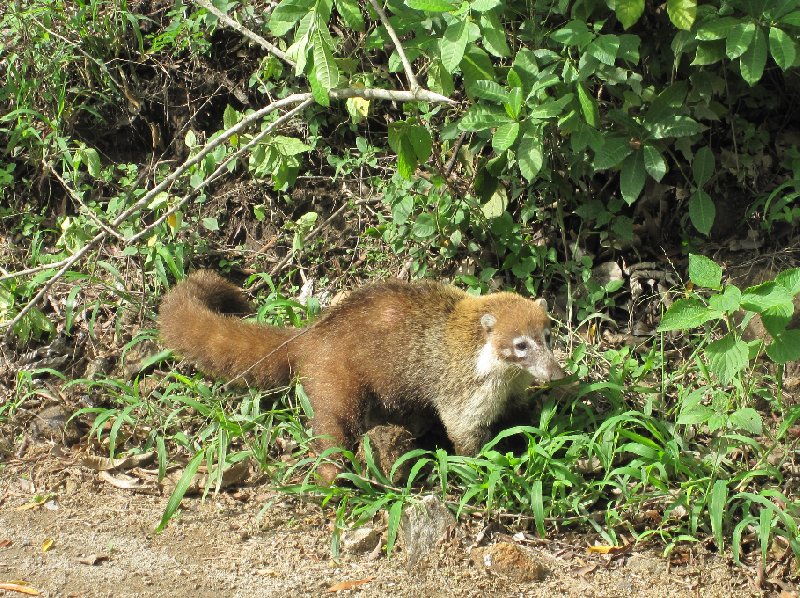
[535,297,548,311]
[480,313,497,333]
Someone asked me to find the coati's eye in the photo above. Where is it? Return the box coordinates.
[514,339,530,351]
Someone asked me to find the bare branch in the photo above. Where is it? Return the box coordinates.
[192,0,295,68]
[367,0,420,91]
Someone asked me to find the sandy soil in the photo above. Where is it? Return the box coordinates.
[0,440,774,598]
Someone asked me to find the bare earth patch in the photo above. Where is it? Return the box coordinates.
[0,445,761,598]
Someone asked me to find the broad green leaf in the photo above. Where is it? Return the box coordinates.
[550,20,593,48]
[728,407,762,434]
[439,19,469,73]
[620,151,646,205]
[505,87,523,120]
[776,268,800,295]
[781,10,800,26]
[492,122,519,152]
[667,0,696,30]
[412,213,437,237]
[657,298,722,332]
[769,27,797,71]
[741,281,793,313]
[643,144,667,181]
[334,0,364,31]
[407,125,433,162]
[761,302,794,336]
[272,135,312,155]
[648,115,703,139]
[688,254,722,290]
[646,81,688,123]
[692,146,715,187]
[470,80,508,103]
[766,329,800,363]
[677,403,714,425]
[269,0,314,36]
[710,480,728,552]
[708,285,742,314]
[202,217,219,231]
[576,82,599,128]
[462,47,496,97]
[458,105,513,131]
[740,27,767,86]
[518,134,544,182]
[406,0,456,11]
[528,94,573,120]
[688,190,715,235]
[706,333,748,385]
[312,29,339,90]
[726,22,756,59]
[593,136,632,170]
[471,0,500,10]
[82,148,101,177]
[615,0,644,29]
[481,185,509,219]
[692,40,726,65]
[587,35,620,66]
[696,16,741,41]
[480,12,511,58]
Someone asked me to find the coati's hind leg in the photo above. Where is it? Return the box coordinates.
[300,373,363,483]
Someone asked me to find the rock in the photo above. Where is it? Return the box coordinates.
[470,542,549,582]
[399,495,455,567]
[356,424,417,485]
[30,405,82,445]
[342,526,381,554]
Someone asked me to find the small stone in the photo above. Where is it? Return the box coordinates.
[342,526,381,554]
[357,424,417,485]
[30,405,82,445]
[470,542,549,582]
[399,495,456,568]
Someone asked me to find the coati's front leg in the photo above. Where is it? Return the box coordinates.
[438,410,492,457]
[300,374,363,483]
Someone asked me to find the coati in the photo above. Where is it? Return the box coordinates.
[159,271,565,480]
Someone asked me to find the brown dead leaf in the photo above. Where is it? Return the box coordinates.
[41,538,54,552]
[82,452,155,472]
[327,577,374,592]
[78,554,109,566]
[574,562,598,577]
[778,591,798,598]
[14,503,41,512]
[97,470,144,490]
[0,582,42,595]
[587,544,627,555]
[0,539,12,548]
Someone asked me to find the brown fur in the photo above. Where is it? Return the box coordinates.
[159,271,564,481]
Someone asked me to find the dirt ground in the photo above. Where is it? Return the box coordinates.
[0,441,773,598]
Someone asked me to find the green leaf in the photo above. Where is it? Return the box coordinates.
[593,136,632,170]
[458,105,513,131]
[769,27,797,71]
[481,185,509,219]
[696,16,741,41]
[480,12,511,58]
[710,480,728,552]
[693,146,715,187]
[202,217,219,231]
[505,87,523,120]
[528,94,573,120]
[334,0,364,31]
[518,133,544,182]
[471,0,500,10]
[766,329,800,363]
[728,407,762,434]
[706,333,748,385]
[492,122,519,152]
[657,298,722,332]
[646,81,688,123]
[156,450,204,532]
[385,499,404,557]
[462,46,496,96]
[550,20,594,48]
[692,41,726,65]
[726,21,756,59]
[667,0,696,30]
[740,27,767,86]
[576,82,599,128]
[620,151,646,205]
[648,115,703,139]
[470,80,508,104]
[615,0,644,29]
[269,0,314,36]
[587,35,620,66]
[643,144,667,181]
[439,18,469,73]
[776,268,800,295]
[741,282,793,313]
[781,10,800,26]
[708,285,742,314]
[412,213,437,238]
[688,190,715,235]
[312,29,339,90]
[406,0,456,10]
[689,254,722,290]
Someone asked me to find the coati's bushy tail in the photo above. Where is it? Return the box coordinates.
[159,271,298,387]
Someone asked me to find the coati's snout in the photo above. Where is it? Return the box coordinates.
[479,297,565,383]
